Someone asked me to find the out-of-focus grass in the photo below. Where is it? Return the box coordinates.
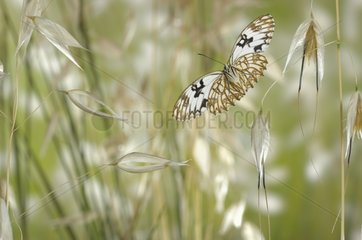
[1,0,362,239]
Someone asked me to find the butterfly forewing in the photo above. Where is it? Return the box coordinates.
[229,14,274,63]
[173,72,222,121]
[173,14,274,121]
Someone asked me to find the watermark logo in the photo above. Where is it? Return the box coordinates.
[91,110,271,131]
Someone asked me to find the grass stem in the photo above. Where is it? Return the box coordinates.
[335,0,344,239]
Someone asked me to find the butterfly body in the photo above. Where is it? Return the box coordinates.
[173,14,275,121]
[223,64,239,83]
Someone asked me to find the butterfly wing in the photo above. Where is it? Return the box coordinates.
[208,53,268,114]
[205,14,274,116]
[229,14,275,63]
[173,72,222,121]
[173,14,274,121]
[208,74,243,114]
[209,14,274,112]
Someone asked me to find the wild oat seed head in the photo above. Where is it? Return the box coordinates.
[251,110,270,166]
[251,110,270,188]
[305,20,318,62]
[354,93,362,139]
[283,13,324,89]
[115,152,188,173]
[345,91,362,162]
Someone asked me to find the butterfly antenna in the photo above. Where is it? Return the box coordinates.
[198,53,225,66]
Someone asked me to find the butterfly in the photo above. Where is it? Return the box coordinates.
[173,14,275,121]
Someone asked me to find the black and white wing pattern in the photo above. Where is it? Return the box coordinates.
[173,14,275,121]
[229,14,274,63]
[173,72,222,121]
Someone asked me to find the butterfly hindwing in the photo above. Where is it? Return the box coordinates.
[232,53,268,91]
[207,53,268,114]
[173,72,222,121]
[207,75,242,114]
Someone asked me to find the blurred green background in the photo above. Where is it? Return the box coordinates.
[1,0,362,239]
